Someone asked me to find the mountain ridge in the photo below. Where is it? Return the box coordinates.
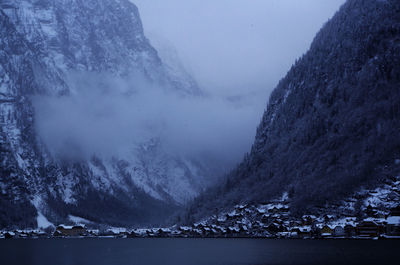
[0,0,207,229]
[187,0,400,221]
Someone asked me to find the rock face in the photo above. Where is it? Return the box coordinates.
[189,0,400,219]
[0,0,204,228]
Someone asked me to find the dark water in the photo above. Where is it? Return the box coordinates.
[1,238,399,265]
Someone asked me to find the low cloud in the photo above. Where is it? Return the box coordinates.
[32,72,263,166]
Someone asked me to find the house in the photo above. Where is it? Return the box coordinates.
[390,206,400,216]
[356,221,380,237]
[155,228,171,237]
[4,232,15,239]
[302,215,316,226]
[178,226,191,234]
[194,223,205,230]
[324,215,335,223]
[288,229,300,239]
[319,225,334,237]
[261,214,270,224]
[333,226,345,237]
[276,232,290,238]
[256,208,265,216]
[266,223,281,234]
[127,231,140,238]
[226,212,243,221]
[344,224,356,237]
[239,225,249,235]
[386,216,400,236]
[146,229,155,237]
[87,229,99,236]
[55,225,86,237]
[366,205,377,217]
[216,217,226,225]
[291,226,311,238]
[298,226,312,238]
[192,228,202,237]
[226,226,240,237]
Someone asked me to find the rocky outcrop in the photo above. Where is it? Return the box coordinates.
[0,0,204,228]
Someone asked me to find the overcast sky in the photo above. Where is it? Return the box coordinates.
[134,0,346,97]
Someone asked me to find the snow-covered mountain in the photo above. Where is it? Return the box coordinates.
[0,0,207,228]
[187,0,400,221]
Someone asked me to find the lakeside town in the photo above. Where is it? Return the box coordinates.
[1,175,399,240]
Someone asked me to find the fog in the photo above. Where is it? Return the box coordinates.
[33,0,346,168]
[134,0,346,95]
[33,72,260,165]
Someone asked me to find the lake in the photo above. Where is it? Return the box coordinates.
[0,238,398,265]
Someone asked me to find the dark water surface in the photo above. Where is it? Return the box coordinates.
[1,238,399,265]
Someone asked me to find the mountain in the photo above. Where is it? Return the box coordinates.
[188,0,400,220]
[0,0,208,229]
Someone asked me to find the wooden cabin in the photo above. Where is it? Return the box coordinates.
[178,226,191,233]
[386,216,400,236]
[390,206,400,216]
[366,205,377,217]
[266,223,281,234]
[299,227,312,238]
[261,214,270,224]
[333,226,345,237]
[344,224,356,237]
[320,225,333,237]
[4,232,15,239]
[323,215,334,223]
[356,221,380,237]
[127,231,138,238]
[55,225,86,237]
[301,215,316,226]
[289,228,301,238]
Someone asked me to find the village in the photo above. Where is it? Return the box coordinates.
[1,204,399,240]
[1,176,400,240]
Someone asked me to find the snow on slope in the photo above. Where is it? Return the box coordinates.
[0,0,209,228]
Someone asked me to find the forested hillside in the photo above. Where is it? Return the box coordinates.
[188,0,400,220]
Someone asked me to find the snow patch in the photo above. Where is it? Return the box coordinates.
[37,212,54,229]
[68,215,91,224]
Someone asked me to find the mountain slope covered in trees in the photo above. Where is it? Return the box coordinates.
[188,0,400,220]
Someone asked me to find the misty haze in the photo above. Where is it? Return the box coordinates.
[1,0,400,264]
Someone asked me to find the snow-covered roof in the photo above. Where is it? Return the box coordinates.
[107,227,126,234]
[303,215,316,219]
[329,217,357,227]
[299,226,312,232]
[387,216,400,225]
[57,225,74,229]
[363,217,386,224]
[316,224,335,229]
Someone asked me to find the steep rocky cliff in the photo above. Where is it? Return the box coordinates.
[0,0,204,228]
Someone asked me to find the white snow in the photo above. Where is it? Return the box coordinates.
[36,212,54,229]
[108,227,127,234]
[68,215,91,224]
[31,195,53,229]
[15,153,27,171]
[387,216,400,225]
[58,225,74,229]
